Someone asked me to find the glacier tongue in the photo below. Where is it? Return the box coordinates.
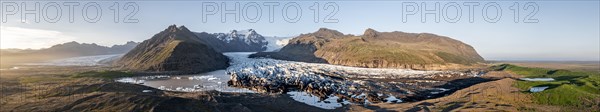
[116,52,485,109]
[25,54,123,66]
[226,52,484,105]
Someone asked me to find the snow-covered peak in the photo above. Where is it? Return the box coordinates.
[230,30,238,36]
[246,29,256,37]
[243,29,266,45]
[246,29,256,35]
[194,29,270,51]
[214,29,267,46]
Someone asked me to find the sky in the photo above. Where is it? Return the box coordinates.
[0,0,599,61]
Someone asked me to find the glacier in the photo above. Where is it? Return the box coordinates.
[115,52,485,109]
[25,54,123,66]
[226,52,485,105]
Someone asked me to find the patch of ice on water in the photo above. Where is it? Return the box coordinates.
[530,86,549,92]
[141,75,171,80]
[288,91,347,109]
[519,78,555,82]
[188,75,219,81]
[142,90,153,93]
[430,88,450,94]
[118,68,255,93]
[115,78,144,84]
[154,85,255,93]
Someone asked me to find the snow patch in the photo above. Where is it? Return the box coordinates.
[384,95,402,103]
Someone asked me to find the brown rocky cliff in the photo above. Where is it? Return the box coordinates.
[252,28,485,70]
[116,25,229,73]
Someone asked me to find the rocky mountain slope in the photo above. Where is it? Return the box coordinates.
[194,29,268,52]
[43,41,137,56]
[251,28,485,70]
[116,25,229,73]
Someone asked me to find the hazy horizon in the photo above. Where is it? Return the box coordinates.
[1,1,598,61]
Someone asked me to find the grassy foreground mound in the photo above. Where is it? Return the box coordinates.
[494,64,600,109]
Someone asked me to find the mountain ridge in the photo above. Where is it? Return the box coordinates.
[1,41,139,56]
[251,28,485,70]
[193,29,268,52]
[0,41,139,66]
[116,25,229,73]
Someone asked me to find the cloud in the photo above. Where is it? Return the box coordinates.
[0,26,75,49]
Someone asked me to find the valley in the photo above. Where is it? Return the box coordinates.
[1,25,597,111]
[2,53,597,111]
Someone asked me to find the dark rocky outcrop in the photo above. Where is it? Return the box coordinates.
[251,28,485,70]
[116,25,229,73]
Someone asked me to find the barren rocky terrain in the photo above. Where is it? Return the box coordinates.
[1,61,598,111]
[2,26,597,111]
[0,66,333,112]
